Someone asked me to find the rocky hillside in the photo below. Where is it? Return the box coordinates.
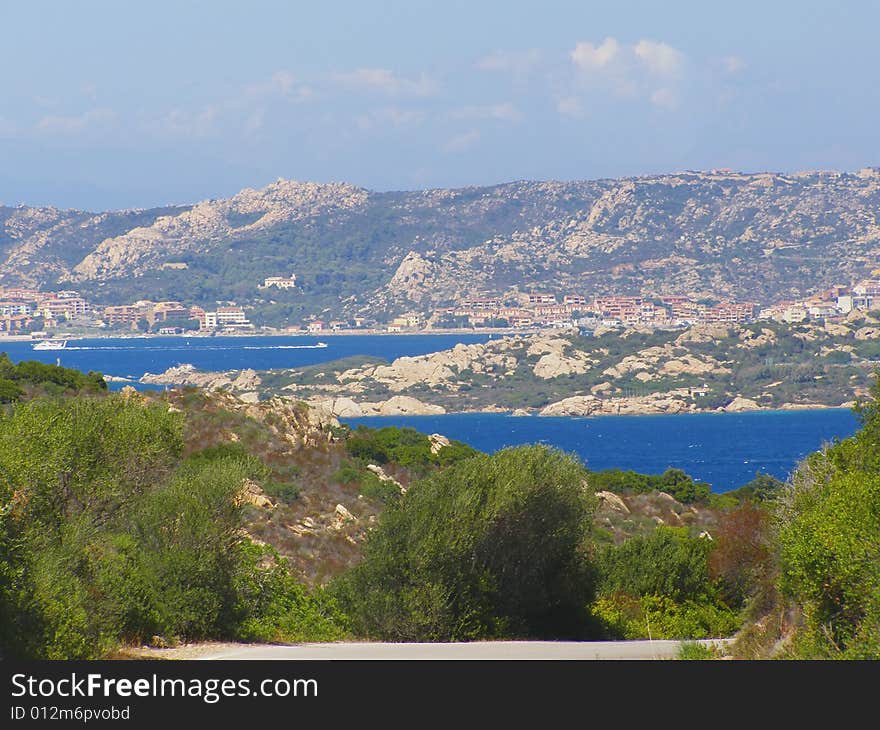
[4,168,880,317]
[133,314,880,415]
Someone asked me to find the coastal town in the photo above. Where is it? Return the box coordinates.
[4,272,880,339]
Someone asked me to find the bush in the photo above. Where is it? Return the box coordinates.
[592,594,739,640]
[588,467,711,503]
[770,377,880,657]
[261,481,301,503]
[0,378,24,403]
[345,425,478,473]
[596,527,715,602]
[708,504,773,608]
[0,392,341,658]
[333,445,598,641]
[233,543,347,643]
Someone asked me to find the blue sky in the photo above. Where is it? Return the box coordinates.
[0,0,877,209]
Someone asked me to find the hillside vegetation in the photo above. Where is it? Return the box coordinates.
[3,169,880,322]
[1,360,876,658]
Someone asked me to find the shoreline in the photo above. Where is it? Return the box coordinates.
[0,328,528,343]
[342,403,855,419]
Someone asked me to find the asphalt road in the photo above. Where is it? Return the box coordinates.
[199,639,731,660]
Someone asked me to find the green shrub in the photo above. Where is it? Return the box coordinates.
[262,480,301,503]
[592,594,739,640]
[0,378,23,403]
[596,527,715,603]
[233,543,347,643]
[0,392,337,658]
[333,445,598,641]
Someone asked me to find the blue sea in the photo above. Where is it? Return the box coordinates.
[1,333,861,492]
[343,410,859,492]
[0,333,491,383]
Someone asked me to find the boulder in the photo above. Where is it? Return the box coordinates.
[539,395,600,416]
[595,490,630,514]
[429,433,451,454]
[239,479,274,510]
[724,396,760,412]
[855,326,880,340]
[374,395,445,416]
[232,368,261,390]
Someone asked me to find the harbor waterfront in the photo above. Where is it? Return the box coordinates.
[2,333,861,492]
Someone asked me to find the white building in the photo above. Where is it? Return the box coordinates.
[261,274,297,290]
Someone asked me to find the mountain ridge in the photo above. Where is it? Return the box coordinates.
[3,167,880,323]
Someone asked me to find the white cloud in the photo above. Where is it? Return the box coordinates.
[151,107,217,139]
[650,88,677,108]
[246,71,312,101]
[476,49,541,74]
[448,103,522,123]
[722,55,746,74]
[37,108,116,134]
[634,40,684,77]
[333,68,437,97]
[444,129,480,153]
[557,96,586,119]
[564,37,687,113]
[571,37,621,71]
[243,108,266,136]
[355,106,426,131]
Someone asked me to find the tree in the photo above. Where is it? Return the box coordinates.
[333,445,598,641]
[772,375,880,657]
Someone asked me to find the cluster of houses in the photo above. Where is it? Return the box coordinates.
[0,286,252,335]
[758,281,880,324]
[0,287,91,333]
[301,279,880,334]
[429,292,761,331]
[9,274,880,337]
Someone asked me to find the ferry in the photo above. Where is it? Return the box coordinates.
[32,339,68,351]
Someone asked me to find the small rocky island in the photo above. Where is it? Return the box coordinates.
[136,313,879,416]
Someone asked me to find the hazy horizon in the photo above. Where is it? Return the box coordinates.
[2,0,877,210]
[4,162,880,213]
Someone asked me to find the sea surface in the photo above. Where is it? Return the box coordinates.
[342,410,860,492]
[2,333,861,491]
[0,333,492,383]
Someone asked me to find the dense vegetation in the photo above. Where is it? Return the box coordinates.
[768,382,880,658]
[0,352,107,402]
[1,359,877,658]
[332,446,598,641]
[588,467,712,504]
[0,395,344,658]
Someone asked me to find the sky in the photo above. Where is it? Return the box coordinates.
[0,0,878,210]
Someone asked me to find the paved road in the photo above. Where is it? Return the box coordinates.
[200,639,731,660]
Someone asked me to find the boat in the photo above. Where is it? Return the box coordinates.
[32,339,68,351]
[316,342,328,348]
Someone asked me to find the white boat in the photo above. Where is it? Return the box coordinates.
[32,339,68,351]
[316,342,328,348]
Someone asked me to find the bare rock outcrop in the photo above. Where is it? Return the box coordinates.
[855,326,880,340]
[238,479,274,510]
[307,394,445,418]
[724,396,760,412]
[595,491,630,514]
